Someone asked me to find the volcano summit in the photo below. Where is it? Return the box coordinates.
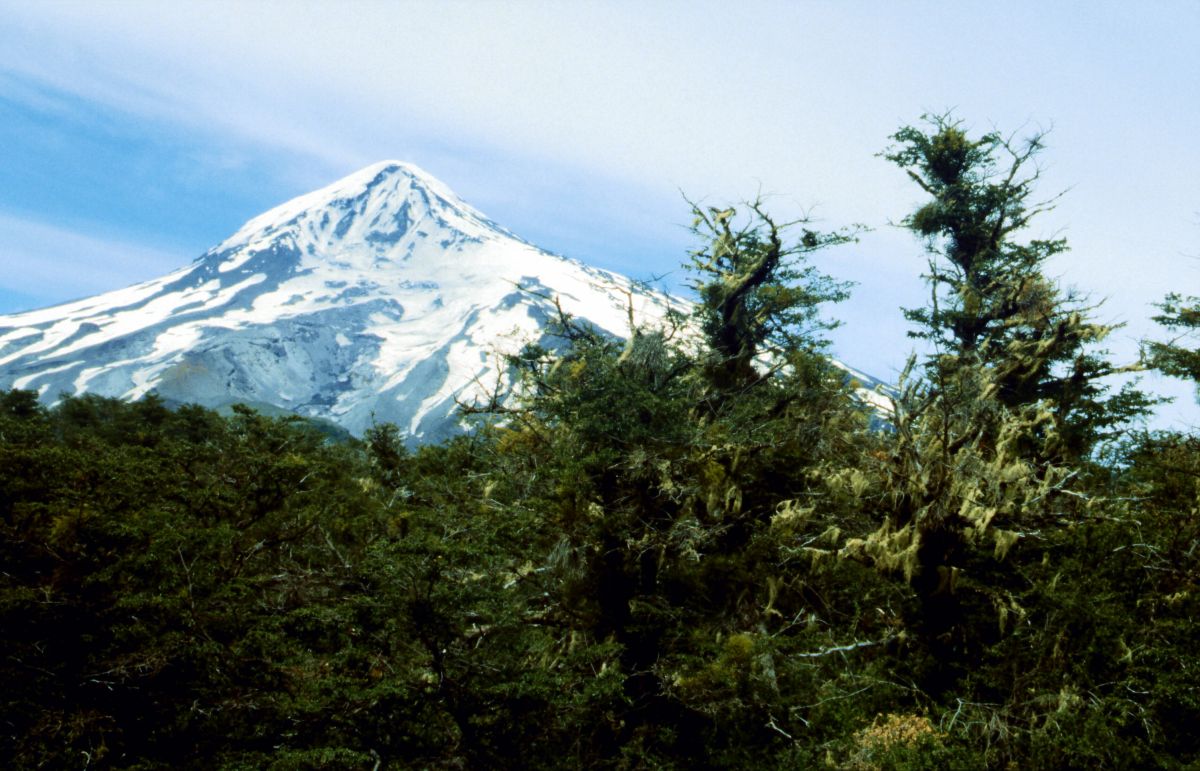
[0,163,682,439]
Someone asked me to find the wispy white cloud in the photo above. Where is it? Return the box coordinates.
[5,1,1197,229]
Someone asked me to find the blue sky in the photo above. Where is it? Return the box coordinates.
[2,1,1199,426]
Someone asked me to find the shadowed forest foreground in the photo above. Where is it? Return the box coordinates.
[3,117,1199,769]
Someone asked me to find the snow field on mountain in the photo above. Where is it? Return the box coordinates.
[0,162,684,438]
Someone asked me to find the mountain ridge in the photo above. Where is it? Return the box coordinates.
[0,163,684,440]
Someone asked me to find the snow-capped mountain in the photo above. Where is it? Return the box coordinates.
[0,162,685,440]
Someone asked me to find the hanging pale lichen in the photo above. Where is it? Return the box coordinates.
[770,499,813,535]
[844,521,922,582]
[993,529,1020,561]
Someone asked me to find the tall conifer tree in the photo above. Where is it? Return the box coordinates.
[884,114,1151,461]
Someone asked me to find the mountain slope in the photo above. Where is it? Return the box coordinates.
[0,162,684,439]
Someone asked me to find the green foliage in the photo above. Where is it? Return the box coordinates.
[686,200,856,402]
[1146,292,1200,383]
[885,113,1154,461]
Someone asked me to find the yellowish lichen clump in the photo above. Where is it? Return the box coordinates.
[843,713,941,770]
